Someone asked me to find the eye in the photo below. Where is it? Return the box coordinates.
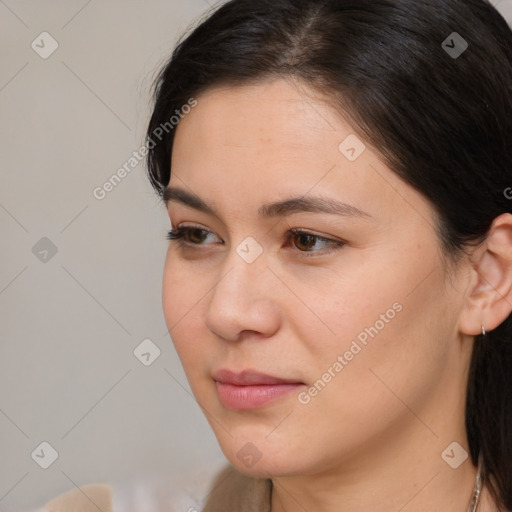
[286,228,344,257]
[166,225,345,257]
[166,226,219,245]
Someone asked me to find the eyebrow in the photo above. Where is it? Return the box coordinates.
[163,187,373,220]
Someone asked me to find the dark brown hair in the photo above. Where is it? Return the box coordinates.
[145,0,512,508]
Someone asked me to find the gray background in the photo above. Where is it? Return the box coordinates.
[1,1,511,511]
[0,1,227,511]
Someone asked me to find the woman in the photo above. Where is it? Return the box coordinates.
[146,0,512,510]
[38,0,512,510]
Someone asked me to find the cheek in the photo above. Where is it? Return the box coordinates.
[162,253,206,355]
[162,250,204,320]
[283,281,451,467]
[298,243,451,399]
[289,257,406,366]
[315,275,450,416]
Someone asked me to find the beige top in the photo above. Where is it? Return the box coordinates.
[32,465,272,512]
[202,465,272,512]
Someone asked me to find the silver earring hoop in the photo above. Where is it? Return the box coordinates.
[481,323,486,336]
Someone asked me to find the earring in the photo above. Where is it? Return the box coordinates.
[481,322,486,336]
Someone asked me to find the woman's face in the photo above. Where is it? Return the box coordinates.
[162,78,473,478]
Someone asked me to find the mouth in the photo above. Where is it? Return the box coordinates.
[213,369,305,410]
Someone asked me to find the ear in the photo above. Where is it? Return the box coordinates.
[459,213,512,336]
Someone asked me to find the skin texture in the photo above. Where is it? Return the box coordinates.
[162,78,512,511]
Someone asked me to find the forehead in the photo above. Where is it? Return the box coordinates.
[174,79,348,158]
[168,78,435,233]
[171,79,362,190]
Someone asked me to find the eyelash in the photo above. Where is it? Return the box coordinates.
[166,226,345,258]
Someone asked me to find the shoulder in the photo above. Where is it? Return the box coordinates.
[31,478,168,512]
[29,465,270,512]
[201,465,272,512]
[40,482,114,512]
[33,477,167,512]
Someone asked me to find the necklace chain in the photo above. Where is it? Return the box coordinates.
[466,454,483,512]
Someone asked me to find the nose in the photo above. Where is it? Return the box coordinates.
[204,245,281,342]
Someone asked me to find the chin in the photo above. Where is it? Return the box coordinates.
[213,431,310,479]
[225,452,295,479]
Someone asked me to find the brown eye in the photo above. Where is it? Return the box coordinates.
[167,226,345,258]
[186,228,209,244]
[287,229,346,257]
[293,233,317,251]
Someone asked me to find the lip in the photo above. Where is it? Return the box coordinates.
[213,369,303,386]
[213,369,304,410]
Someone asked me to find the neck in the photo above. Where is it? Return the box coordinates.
[271,453,479,512]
